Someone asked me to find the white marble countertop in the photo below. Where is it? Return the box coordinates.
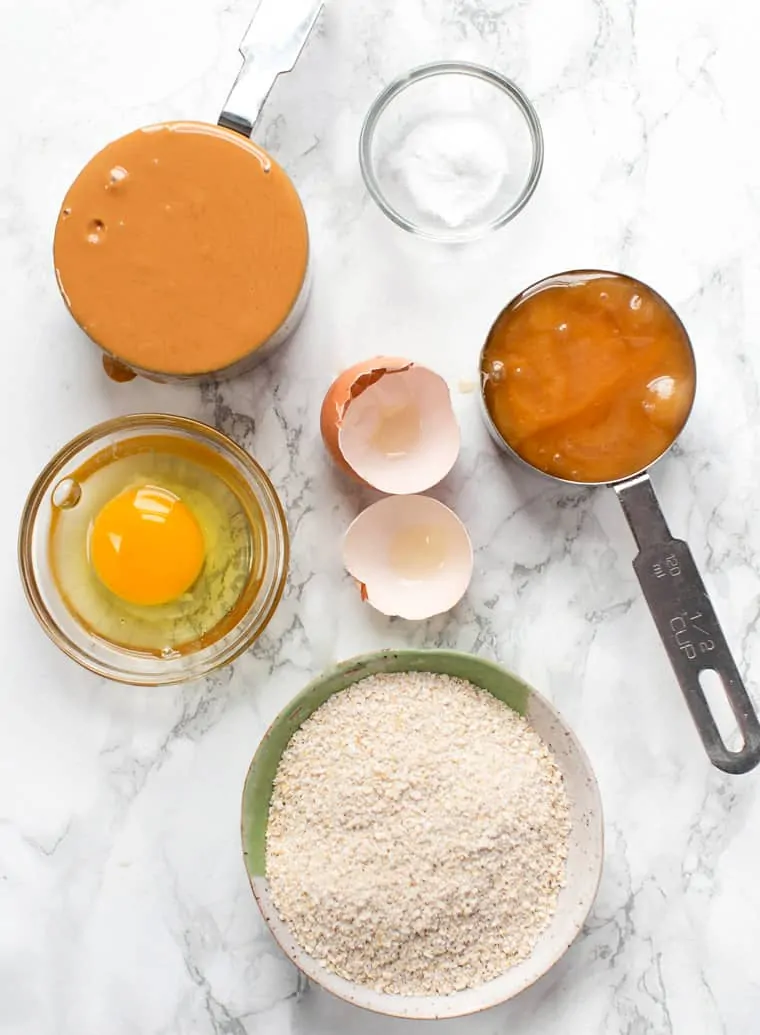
[3,0,760,1032]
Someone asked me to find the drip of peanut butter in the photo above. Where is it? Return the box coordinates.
[102,355,137,382]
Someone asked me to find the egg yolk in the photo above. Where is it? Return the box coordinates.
[89,485,205,606]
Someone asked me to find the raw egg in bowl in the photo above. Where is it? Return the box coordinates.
[18,414,288,685]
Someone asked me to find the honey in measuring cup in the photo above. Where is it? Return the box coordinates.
[53,122,310,381]
[481,271,696,483]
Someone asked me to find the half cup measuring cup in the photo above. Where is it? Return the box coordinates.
[480,269,760,775]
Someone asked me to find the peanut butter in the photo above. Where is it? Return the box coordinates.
[54,122,309,377]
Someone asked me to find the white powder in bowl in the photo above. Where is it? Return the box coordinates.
[266,671,571,996]
[385,115,510,229]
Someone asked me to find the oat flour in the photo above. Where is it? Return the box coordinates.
[266,671,571,996]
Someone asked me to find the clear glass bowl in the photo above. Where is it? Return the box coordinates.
[359,61,544,242]
[18,414,289,686]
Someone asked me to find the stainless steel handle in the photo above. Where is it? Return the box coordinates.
[615,473,760,774]
[219,0,324,137]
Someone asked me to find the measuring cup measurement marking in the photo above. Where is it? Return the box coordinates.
[615,472,760,774]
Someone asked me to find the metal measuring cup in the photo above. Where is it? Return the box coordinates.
[62,0,324,385]
[479,269,760,774]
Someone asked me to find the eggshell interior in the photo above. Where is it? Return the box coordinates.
[338,366,460,494]
[320,357,412,480]
[343,495,473,620]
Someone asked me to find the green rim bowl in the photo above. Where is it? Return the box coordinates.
[241,649,603,1019]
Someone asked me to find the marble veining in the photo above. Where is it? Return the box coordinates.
[1,0,760,1032]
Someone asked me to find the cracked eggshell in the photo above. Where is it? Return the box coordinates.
[339,365,460,494]
[343,495,473,621]
[320,357,412,481]
[320,358,461,493]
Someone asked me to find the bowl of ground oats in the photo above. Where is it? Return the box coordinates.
[241,649,603,1019]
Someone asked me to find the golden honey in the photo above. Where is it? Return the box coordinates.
[482,272,696,483]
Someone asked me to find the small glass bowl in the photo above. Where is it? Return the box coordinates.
[359,61,544,242]
[18,414,289,686]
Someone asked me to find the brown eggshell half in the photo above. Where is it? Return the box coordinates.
[319,356,413,480]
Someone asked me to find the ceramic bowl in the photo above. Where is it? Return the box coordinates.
[241,649,603,1019]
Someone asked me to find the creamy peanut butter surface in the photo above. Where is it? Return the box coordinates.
[54,122,309,376]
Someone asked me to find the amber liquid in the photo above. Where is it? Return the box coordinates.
[481,272,696,483]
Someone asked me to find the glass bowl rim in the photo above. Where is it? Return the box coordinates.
[18,412,289,686]
[358,60,545,242]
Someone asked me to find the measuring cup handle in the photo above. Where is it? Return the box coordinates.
[614,474,760,774]
[219,65,278,138]
[219,0,323,137]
